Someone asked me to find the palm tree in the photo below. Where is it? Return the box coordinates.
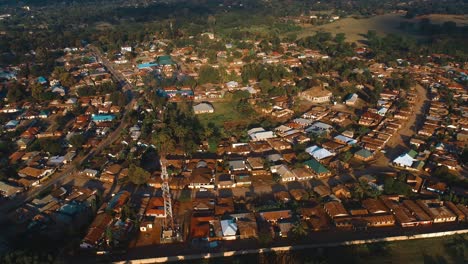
[291,221,309,239]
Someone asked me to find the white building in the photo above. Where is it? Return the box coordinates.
[193,103,214,114]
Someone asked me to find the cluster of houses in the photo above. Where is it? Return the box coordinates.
[12,186,97,238]
[81,190,134,249]
[0,48,125,199]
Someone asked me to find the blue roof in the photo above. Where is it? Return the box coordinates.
[91,114,115,122]
[137,62,158,69]
[37,76,47,84]
[6,120,19,127]
[157,55,174,65]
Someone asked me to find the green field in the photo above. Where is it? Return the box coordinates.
[196,100,259,135]
[297,13,409,44]
[296,13,468,45]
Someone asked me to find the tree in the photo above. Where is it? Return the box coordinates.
[128,164,151,185]
[69,134,86,148]
[198,65,220,84]
[291,221,309,240]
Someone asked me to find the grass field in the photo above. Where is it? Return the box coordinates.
[197,101,246,127]
[416,14,468,26]
[297,13,468,45]
[297,13,409,44]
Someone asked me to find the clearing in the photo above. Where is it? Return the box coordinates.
[297,13,468,44]
[297,13,410,44]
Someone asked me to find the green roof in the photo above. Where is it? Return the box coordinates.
[408,149,418,158]
[355,148,373,158]
[157,55,174,65]
[304,159,329,174]
[412,160,425,170]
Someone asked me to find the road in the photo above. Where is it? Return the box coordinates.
[355,84,428,176]
[0,46,136,222]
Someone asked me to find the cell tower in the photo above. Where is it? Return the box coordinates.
[160,157,174,233]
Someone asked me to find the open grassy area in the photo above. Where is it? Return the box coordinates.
[196,100,258,134]
[297,13,410,44]
[416,14,468,26]
[297,13,468,45]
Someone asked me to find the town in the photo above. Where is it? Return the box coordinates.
[0,0,467,263]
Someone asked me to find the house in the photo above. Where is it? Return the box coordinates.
[193,103,214,114]
[300,205,331,231]
[18,167,48,179]
[359,111,382,126]
[304,159,331,178]
[332,185,351,199]
[248,127,276,141]
[313,185,331,197]
[334,135,357,146]
[402,200,432,225]
[189,167,214,189]
[91,114,115,123]
[82,169,98,178]
[145,197,166,218]
[344,93,358,105]
[104,164,122,176]
[300,86,332,103]
[0,181,22,198]
[220,219,238,240]
[354,148,374,161]
[305,145,335,161]
[229,160,247,172]
[80,212,113,248]
[231,213,258,239]
[292,167,315,181]
[271,164,295,182]
[217,174,235,189]
[305,122,333,136]
[323,201,349,219]
[416,200,456,223]
[246,157,264,170]
[444,201,466,222]
[190,215,213,241]
[392,150,418,169]
[215,198,235,216]
[259,210,292,223]
[362,198,389,214]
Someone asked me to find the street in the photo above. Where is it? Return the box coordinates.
[0,46,137,222]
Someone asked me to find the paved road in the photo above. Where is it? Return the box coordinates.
[0,46,136,222]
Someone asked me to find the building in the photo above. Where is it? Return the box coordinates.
[91,114,115,123]
[323,201,349,219]
[304,159,331,178]
[80,213,113,249]
[259,210,292,223]
[193,103,214,114]
[345,93,358,105]
[305,145,335,161]
[416,200,456,223]
[300,86,332,103]
[354,148,374,161]
[271,165,295,182]
[0,181,22,198]
[145,197,166,218]
[220,219,238,240]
